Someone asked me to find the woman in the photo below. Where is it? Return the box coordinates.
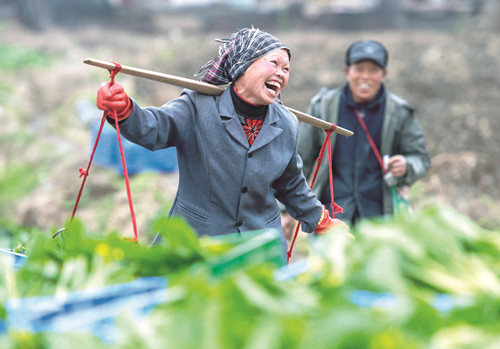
[96,27,347,252]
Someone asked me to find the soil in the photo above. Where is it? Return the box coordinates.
[1,11,499,245]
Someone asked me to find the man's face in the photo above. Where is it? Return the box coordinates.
[344,60,387,104]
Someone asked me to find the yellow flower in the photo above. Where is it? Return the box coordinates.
[95,243,110,257]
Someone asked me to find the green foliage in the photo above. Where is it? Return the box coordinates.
[0,45,52,72]
[13,217,204,298]
[1,205,500,348]
[105,205,500,348]
[0,220,32,251]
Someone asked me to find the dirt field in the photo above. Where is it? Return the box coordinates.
[1,12,499,244]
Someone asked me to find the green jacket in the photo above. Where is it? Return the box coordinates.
[299,86,431,216]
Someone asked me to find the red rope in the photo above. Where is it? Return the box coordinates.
[354,108,387,175]
[71,63,138,242]
[286,123,343,263]
[71,115,105,219]
[112,99,138,242]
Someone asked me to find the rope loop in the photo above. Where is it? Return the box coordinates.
[327,122,337,134]
[108,62,122,86]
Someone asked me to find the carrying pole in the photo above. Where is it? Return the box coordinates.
[84,58,353,137]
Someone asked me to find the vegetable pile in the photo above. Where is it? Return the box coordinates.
[1,205,499,348]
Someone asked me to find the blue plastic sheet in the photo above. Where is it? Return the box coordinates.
[275,260,456,312]
[90,121,178,174]
[4,277,168,343]
[274,258,310,281]
[0,248,27,270]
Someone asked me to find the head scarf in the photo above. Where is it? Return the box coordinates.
[196,27,291,85]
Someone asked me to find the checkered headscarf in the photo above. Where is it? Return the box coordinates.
[196,27,291,85]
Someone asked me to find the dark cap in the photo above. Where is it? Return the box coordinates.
[345,40,388,68]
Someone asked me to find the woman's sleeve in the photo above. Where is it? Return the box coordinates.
[114,90,198,151]
[274,142,323,233]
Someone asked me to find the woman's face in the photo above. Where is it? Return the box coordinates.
[344,60,387,104]
[234,48,290,105]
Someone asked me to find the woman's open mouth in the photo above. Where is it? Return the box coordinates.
[265,81,281,95]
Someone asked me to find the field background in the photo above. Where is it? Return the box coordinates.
[1,2,499,252]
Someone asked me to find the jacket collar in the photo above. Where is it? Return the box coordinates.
[219,88,282,151]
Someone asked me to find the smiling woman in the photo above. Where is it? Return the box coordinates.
[94,27,350,258]
[234,49,290,106]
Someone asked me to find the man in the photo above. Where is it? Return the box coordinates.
[283,40,430,232]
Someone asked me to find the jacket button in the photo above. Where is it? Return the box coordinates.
[242,187,248,193]
[248,152,253,158]
[237,220,243,227]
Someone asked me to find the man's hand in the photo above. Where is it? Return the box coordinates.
[388,155,407,178]
[96,82,132,120]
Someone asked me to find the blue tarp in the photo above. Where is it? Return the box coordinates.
[0,248,27,270]
[4,277,168,343]
[90,121,178,175]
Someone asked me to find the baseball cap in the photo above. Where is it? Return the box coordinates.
[345,40,388,68]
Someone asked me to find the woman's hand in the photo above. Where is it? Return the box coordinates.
[96,82,132,120]
[315,206,353,238]
[281,211,296,240]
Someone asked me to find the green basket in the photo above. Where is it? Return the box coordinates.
[207,229,285,277]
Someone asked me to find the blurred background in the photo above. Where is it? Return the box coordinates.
[1,0,499,243]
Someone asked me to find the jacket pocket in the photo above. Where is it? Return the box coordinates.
[264,210,281,225]
[174,198,208,227]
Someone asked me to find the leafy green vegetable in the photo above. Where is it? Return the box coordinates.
[1,204,500,348]
[12,217,205,298]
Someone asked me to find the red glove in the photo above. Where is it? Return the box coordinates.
[315,206,352,237]
[96,82,132,120]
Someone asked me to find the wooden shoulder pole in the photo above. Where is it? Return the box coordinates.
[84,58,353,137]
